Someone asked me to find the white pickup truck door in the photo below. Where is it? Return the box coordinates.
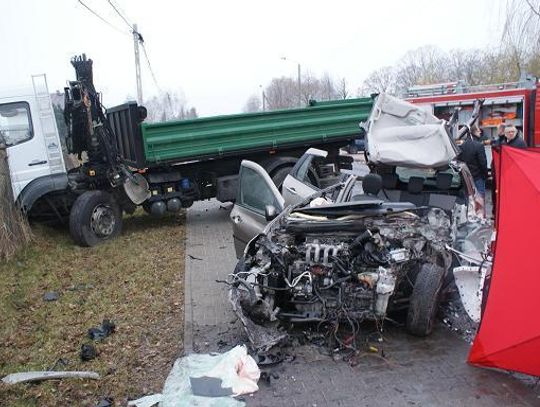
[231,160,285,258]
[1,99,52,199]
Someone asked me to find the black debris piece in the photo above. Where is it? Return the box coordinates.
[43,291,59,302]
[189,376,233,397]
[255,353,283,366]
[80,343,97,361]
[88,319,116,341]
[188,254,203,261]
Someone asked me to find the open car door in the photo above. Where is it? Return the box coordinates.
[282,148,328,206]
[364,93,459,168]
[231,160,285,258]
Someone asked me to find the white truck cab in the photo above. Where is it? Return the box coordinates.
[0,75,67,207]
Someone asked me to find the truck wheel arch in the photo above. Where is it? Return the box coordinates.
[17,173,69,213]
[261,156,298,176]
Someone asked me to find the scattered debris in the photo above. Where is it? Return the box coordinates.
[80,343,97,361]
[88,319,116,341]
[159,345,259,406]
[95,397,114,407]
[440,298,478,343]
[127,394,163,407]
[2,370,100,385]
[254,353,283,366]
[43,291,59,302]
[188,254,204,261]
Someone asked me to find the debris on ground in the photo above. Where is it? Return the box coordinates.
[440,296,478,343]
[188,254,204,261]
[127,394,163,407]
[2,370,100,385]
[80,343,98,361]
[95,397,114,407]
[88,319,116,341]
[157,345,260,407]
[43,291,59,301]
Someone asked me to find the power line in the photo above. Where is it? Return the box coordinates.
[140,42,161,91]
[77,0,129,35]
[107,0,134,31]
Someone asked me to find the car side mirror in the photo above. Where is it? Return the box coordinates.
[265,205,278,221]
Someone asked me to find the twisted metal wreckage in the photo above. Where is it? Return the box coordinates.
[226,94,493,353]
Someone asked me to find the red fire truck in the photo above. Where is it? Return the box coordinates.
[405,74,540,147]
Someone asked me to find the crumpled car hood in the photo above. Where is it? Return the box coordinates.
[364,93,459,168]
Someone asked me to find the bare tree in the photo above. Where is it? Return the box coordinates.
[300,71,322,105]
[144,91,198,122]
[394,45,450,93]
[337,77,349,99]
[502,0,540,78]
[320,72,338,100]
[243,94,261,113]
[264,77,298,110]
[359,66,396,96]
[446,49,485,86]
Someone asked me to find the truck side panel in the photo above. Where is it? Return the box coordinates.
[140,98,373,164]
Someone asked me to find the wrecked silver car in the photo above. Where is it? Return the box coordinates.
[228,94,485,351]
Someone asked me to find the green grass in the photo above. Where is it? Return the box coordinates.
[0,210,185,406]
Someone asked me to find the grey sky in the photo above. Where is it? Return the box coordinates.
[1,0,505,116]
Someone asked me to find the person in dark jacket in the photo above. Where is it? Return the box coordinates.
[502,125,527,148]
[459,126,489,199]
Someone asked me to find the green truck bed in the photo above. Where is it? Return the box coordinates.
[141,97,374,164]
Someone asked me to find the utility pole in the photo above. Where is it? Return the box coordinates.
[280,57,302,107]
[132,23,143,105]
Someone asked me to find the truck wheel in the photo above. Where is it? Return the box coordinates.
[69,191,123,247]
[406,263,445,336]
[271,167,292,190]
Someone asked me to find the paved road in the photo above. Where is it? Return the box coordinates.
[183,199,539,406]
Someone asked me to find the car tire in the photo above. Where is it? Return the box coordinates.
[69,191,123,247]
[406,263,445,336]
[271,166,293,190]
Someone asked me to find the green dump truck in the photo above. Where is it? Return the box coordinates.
[6,55,372,246]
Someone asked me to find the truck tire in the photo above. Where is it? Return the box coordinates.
[406,263,445,337]
[69,191,123,247]
[271,166,293,190]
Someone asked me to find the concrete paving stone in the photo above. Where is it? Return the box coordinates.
[183,199,540,407]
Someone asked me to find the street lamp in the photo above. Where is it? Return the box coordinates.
[280,56,302,107]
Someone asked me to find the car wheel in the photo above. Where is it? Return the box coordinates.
[69,191,123,247]
[406,263,445,336]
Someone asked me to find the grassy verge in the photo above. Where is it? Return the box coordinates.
[0,210,185,406]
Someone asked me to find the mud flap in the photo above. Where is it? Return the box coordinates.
[452,265,489,323]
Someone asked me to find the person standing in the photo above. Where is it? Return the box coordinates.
[459,126,489,200]
[502,125,527,149]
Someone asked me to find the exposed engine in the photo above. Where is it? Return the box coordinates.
[229,208,453,351]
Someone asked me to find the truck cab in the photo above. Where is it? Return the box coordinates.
[0,76,67,209]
